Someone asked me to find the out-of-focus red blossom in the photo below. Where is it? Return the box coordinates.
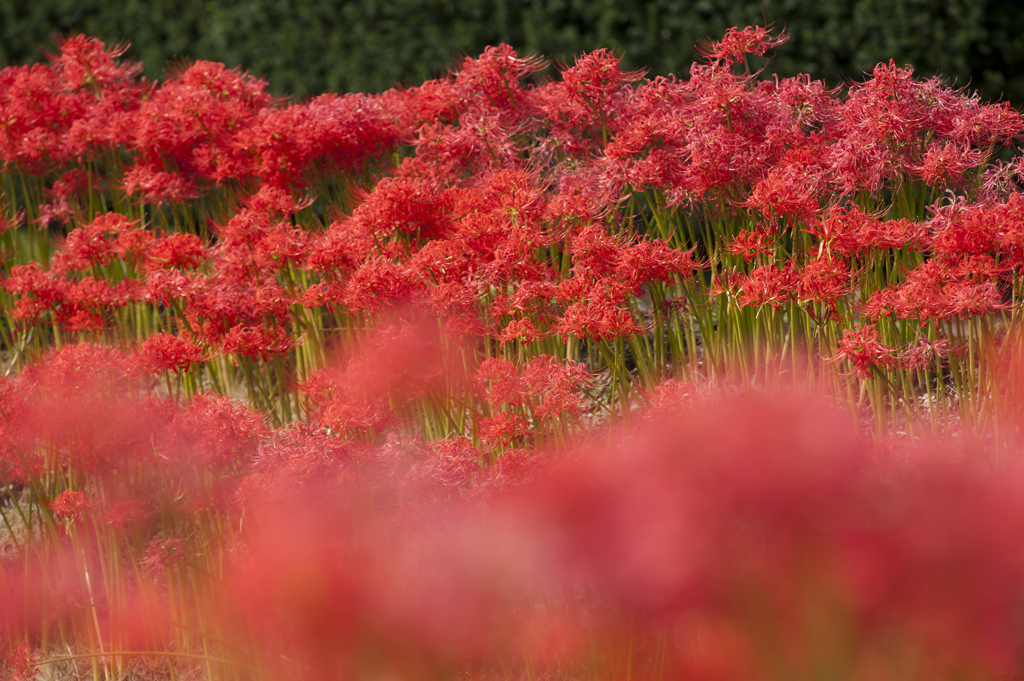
[164,392,267,469]
[302,316,460,434]
[142,537,189,574]
[226,490,529,680]
[514,391,1024,678]
[103,499,148,530]
[642,379,700,422]
[209,386,1024,680]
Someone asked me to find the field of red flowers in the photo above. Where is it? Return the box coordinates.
[4,26,1024,680]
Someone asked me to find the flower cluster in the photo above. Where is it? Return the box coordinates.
[4,26,1024,681]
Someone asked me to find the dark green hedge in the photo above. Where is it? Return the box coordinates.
[1,0,1021,105]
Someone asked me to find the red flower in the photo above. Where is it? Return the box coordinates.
[133,333,204,375]
[104,499,149,530]
[480,411,530,447]
[700,25,789,66]
[221,324,295,362]
[727,227,774,264]
[3,642,41,681]
[49,490,89,523]
[49,34,142,90]
[832,325,897,378]
[735,262,797,309]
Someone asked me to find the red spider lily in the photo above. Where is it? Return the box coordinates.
[495,317,544,345]
[163,392,267,469]
[423,281,482,330]
[556,282,642,341]
[350,175,454,242]
[177,279,292,347]
[898,337,950,371]
[747,147,823,223]
[533,48,643,151]
[141,537,191,574]
[726,226,774,263]
[241,92,402,189]
[640,379,700,423]
[480,412,531,447]
[0,36,143,164]
[929,197,1008,257]
[402,114,522,181]
[735,262,797,309]
[133,332,204,375]
[700,25,789,67]
[0,204,22,235]
[51,212,137,274]
[796,255,851,320]
[937,193,1024,262]
[48,490,89,523]
[863,257,1009,321]
[48,35,142,91]
[5,262,63,323]
[121,163,199,205]
[143,269,203,307]
[33,198,73,228]
[521,355,591,420]
[130,60,273,187]
[477,357,524,408]
[143,232,207,271]
[2,642,41,681]
[451,44,545,122]
[102,499,149,531]
[0,52,113,171]
[913,140,985,187]
[476,354,590,422]
[807,203,928,256]
[617,238,699,295]
[244,184,312,217]
[406,436,482,497]
[307,217,376,277]
[568,224,623,277]
[19,342,129,396]
[47,168,88,201]
[833,324,898,378]
[343,256,423,312]
[221,323,296,362]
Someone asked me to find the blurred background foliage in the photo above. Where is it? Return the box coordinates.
[1,0,1021,105]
